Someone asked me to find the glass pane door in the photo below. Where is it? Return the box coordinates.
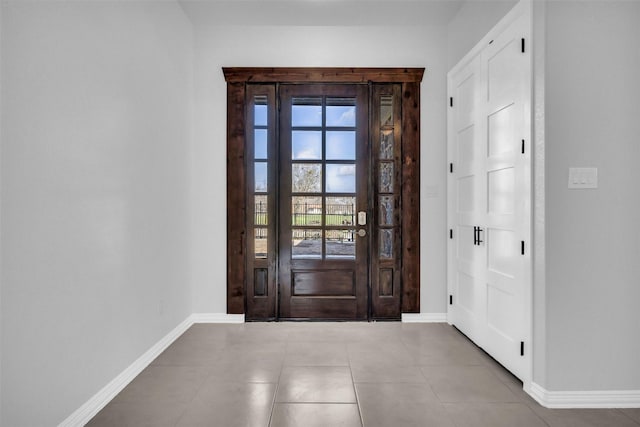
[278,84,369,320]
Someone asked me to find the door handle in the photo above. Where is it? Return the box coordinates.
[476,227,484,245]
[357,229,367,237]
[473,226,478,245]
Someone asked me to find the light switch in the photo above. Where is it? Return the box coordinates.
[568,167,598,189]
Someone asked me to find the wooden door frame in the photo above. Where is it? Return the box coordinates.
[223,67,424,316]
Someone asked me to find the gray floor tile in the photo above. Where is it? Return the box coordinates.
[214,341,287,365]
[351,364,426,383]
[226,323,291,344]
[400,323,473,345]
[111,366,210,404]
[151,340,228,367]
[404,338,486,366]
[422,365,519,403]
[88,323,640,427]
[284,341,349,366]
[270,403,361,427]
[286,322,383,343]
[177,323,245,344]
[347,341,414,367]
[276,366,356,403]
[356,383,454,427]
[85,401,188,427]
[443,402,548,427]
[176,382,276,427]
[207,359,283,383]
[533,408,640,427]
[621,408,640,424]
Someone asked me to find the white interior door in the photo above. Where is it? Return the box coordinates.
[448,1,531,382]
[480,11,531,379]
[447,55,485,342]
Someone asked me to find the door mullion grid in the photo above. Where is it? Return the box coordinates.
[321,96,327,259]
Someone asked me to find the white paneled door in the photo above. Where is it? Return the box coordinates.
[448,2,531,382]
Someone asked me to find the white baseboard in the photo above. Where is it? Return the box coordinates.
[58,316,193,427]
[401,312,447,323]
[191,313,245,323]
[527,382,640,408]
[58,313,245,426]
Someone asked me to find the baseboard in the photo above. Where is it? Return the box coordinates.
[527,382,640,408]
[58,313,245,426]
[401,312,447,323]
[58,316,193,427]
[191,312,245,323]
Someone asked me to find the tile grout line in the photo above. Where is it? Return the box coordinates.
[266,334,289,427]
[348,352,365,427]
[617,409,640,426]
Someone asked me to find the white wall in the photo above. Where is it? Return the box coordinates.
[545,0,640,391]
[447,0,517,69]
[188,12,450,315]
[0,1,194,425]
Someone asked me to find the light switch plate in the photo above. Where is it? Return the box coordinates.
[568,167,598,189]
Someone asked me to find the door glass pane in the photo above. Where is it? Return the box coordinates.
[326,131,355,160]
[255,129,268,159]
[326,163,356,193]
[326,230,356,259]
[255,195,268,225]
[325,197,355,226]
[379,195,394,226]
[292,98,322,127]
[381,95,393,127]
[255,228,267,259]
[326,104,355,127]
[292,164,321,193]
[292,229,322,259]
[379,162,393,193]
[380,229,393,259]
[255,162,268,192]
[380,130,394,160]
[254,102,267,126]
[292,131,322,160]
[292,196,322,226]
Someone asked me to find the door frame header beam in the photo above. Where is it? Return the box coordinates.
[223,67,425,84]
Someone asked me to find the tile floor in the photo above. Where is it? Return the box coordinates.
[87,322,640,427]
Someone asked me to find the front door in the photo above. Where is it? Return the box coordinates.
[233,70,423,322]
[278,84,369,320]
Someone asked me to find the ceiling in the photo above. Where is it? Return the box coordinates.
[178,0,465,27]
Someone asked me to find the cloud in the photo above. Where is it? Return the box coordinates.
[337,165,355,176]
[338,108,356,125]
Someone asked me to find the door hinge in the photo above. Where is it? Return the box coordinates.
[449,295,453,305]
[449,97,453,107]
[521,38,525,53]
[520,341,525,356]
[450,163,454,173]
[449,229,453,239]
[521,241,525,255]
[521,139,525,154]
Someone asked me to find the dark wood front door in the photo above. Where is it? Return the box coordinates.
[278,84,369,320]
[224,67,424,322]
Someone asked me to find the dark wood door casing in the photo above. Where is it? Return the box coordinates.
[224,67,424,318]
